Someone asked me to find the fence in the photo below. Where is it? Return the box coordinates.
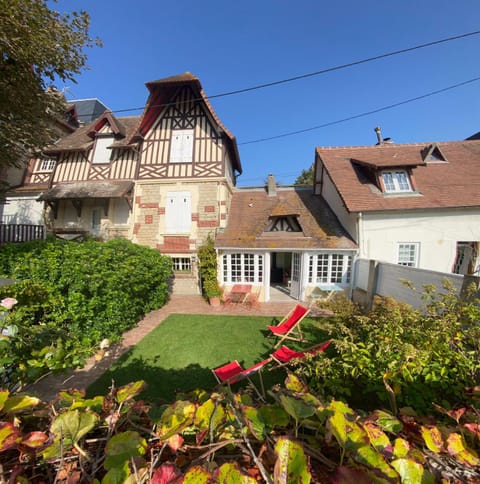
[352,258,475,309]
[0,224,45,245]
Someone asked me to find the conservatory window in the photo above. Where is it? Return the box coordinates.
[222,253,264,283]
[308,253,352,285]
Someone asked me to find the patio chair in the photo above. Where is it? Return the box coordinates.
[270,340,332,369]
[267,304,310,347]
[244,287,260,309]
[212,358,272,399]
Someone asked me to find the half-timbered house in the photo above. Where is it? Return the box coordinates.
[19,73,242,292]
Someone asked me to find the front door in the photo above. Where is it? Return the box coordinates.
[290,252,302,299]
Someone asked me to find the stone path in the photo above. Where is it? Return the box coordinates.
[24,295,296,402]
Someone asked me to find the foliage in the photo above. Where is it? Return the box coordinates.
[0,0,101,170]
[0,238,172,389]
[1,376,479,482]
[294,165,314,185]
[298,287,480,413]
[197,234,221,299]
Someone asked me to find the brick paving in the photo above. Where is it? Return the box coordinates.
[24,295,296,402]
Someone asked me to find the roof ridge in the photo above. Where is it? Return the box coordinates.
[316,139,480,150]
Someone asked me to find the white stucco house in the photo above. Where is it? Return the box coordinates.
[314,135,480,275]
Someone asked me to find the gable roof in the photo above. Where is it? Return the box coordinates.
[316,140,480,213]
[131,72,242,174]
[44,115,140,154]
[215,186,356,250]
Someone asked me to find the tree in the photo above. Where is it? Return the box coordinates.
[0,0,101,169]
[294,164,314,185]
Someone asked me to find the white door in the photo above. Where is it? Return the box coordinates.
[290,252,302,299]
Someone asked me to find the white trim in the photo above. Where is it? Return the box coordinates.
[397,242,420,267]
[381,170,412,193]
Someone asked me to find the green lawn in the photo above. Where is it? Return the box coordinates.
[87,313,329,404]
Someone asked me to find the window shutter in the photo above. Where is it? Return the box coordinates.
[165,192,191,233]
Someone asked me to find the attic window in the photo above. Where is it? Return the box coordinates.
[423,144,447,163]
[92,135,114,164]
[381,170,412,193]
[266,216,301,232]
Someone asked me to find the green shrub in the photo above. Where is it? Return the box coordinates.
[0,238,173,388]
[297,286,480,413]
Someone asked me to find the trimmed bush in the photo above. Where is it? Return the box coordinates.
[0,238,173,388]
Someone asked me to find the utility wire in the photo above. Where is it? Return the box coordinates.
[238,76,480,145]
[75,29,480,118]
[209,30,480,99]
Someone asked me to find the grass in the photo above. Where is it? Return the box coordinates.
[87,313,329,404]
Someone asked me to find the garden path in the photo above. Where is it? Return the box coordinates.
[24,295,297,402]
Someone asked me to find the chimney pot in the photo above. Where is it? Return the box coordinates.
[374,126,383,145]
[267,174,277,197]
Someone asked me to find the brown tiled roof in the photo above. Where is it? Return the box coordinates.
[316,140,480,212]
[44,116,140,154]
[215,186,357,250]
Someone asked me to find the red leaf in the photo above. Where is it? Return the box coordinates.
[21,431,49,449]
[196,429,208,446]
[152,463,184,484]
[464,423,480,438]
[0,422,20,452]
[167,434,184,452]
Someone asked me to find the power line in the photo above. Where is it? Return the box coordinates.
[209,30,480,99]
[74,29,480,118]
[238,76,480,145]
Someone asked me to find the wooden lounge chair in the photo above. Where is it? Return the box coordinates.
[212,358,272,398]
[267,304,310,347]
[270,340,332,369]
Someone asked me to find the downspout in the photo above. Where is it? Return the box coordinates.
[351,211,364,300]
[357,212,364,257]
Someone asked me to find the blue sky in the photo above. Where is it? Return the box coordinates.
[55,1,480,186]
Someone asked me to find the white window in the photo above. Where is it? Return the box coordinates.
[397,243,419,267]
[222,253,264,283]
[173,257,192,273]
[170,129,194,163]
[92,136,113,164]
[165,192,191,234]
[381,170,412,193]
[39,158,56,172]
[308,253,352,285]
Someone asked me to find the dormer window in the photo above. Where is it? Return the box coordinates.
[422,143,447,163]
[381,170,412,193]
[266,216,301,232]
[92,135,114,164]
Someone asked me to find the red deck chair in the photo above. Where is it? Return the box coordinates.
[212,358,272,399]
[270,340,332,368]
[267,304,310,347]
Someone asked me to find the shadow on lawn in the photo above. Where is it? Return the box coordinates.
[86,317,331,407]
[87,356,217,405]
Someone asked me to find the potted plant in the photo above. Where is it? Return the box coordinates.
[203,278,221,307]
